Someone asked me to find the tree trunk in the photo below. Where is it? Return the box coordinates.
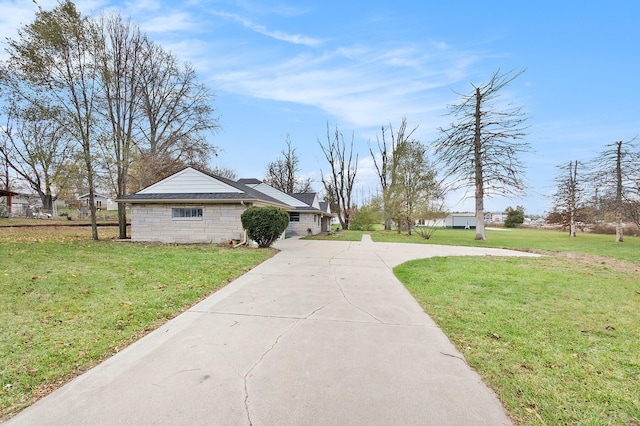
[615,142,624,242]
[474,87,486,241]
[569,212,576,237]
[43,193,54,212]
[117,163,128,239]
[569,160,577,237]
[118,203,127,239]
[88,187,99,241]
[85,152,99,241]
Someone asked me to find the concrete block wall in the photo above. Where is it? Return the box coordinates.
[131,204,246,243]
[286,213,321,236]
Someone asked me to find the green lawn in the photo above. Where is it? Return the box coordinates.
[0,227,274,419]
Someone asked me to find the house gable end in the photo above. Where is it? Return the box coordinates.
[309,194,320,209]
[138,167,243,194]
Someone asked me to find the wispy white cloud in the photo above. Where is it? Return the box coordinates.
[209,40,480,131]
[210,10,322,47]
[234,0,311,18]
[0,0,106,58]
[138,12,201,33]
[0,4,32,45]
[123,0,163,13]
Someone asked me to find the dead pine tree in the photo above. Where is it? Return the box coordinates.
[434,69,530,240]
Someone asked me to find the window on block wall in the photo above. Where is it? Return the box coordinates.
[289,212,300,222]
[171,207,203,219]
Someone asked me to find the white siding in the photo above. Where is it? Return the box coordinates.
[445,214,476,228]
[138,168,242,194]
[248,183,308,207]
[308,194,320,209]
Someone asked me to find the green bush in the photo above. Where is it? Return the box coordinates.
[504,206,525,228]
[240,206,290,248]
[348,205,382,231]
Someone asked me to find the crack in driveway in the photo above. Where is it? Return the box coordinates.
[242,319,298,425]
[332,269,384,324]
[242,299,335,425]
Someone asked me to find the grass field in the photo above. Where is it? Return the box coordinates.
[0,226,274,419]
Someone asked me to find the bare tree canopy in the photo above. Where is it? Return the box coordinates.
[264,136,313,193]
[132,41,219,190]
[368,117,418,230]
[318,123,358,230]
[210,165,237,180]
[0,102,75,211]
[434,69,530,240]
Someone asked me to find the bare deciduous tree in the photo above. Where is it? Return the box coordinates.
[0,103,75,211]
[133,41,219,190]
[591,139,639,242]
[318,124,358,230]
[434,69,530,240]
[552,160,583,237]
[95,13,146,238]
[369,117,418,230]
[265,136,313,193]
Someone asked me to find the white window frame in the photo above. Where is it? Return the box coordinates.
[171,207,203,220]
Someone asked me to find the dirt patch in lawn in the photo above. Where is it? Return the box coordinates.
[554,251,640,275]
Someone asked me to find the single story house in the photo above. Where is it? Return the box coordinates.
[445,213,477,229]
[116,167,334,243]
[78,193,118,210]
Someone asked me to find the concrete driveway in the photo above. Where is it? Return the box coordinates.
[6,236,538,425]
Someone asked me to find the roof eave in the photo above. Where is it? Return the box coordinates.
[115,197,290,209]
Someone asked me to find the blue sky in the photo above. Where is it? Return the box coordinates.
[1,1,638,214]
